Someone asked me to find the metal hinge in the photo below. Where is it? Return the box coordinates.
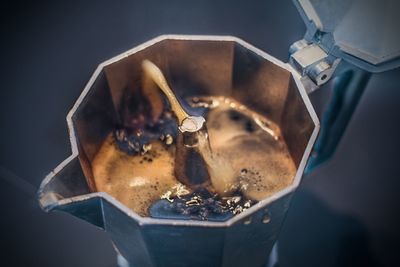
[289,39,340,94]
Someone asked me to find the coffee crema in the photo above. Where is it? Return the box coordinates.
[92,96,296,218]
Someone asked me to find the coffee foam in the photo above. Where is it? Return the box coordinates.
[92,138,181,216]
[92,96,296,216]
[201,97,296,201]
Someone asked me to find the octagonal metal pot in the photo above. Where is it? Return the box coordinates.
[38,35,319,267]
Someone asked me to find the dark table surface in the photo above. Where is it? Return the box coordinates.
[1,0,399,266]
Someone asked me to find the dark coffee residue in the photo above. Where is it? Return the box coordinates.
[150,188,256,221]
[113,113,177,155]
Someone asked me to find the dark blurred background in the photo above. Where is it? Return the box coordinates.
[1,0,399,266]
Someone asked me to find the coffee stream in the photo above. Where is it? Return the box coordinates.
[92,61,296,220]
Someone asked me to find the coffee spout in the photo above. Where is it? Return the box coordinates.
[141,60,238,194]
[142,60,211,188]
[174,117,211,187]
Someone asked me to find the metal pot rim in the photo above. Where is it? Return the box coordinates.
[38,34,320,227]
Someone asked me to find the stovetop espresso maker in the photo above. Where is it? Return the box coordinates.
[38,1,400,266]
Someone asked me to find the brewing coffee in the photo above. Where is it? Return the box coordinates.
[92,94,296,219]
[90,59,296,220]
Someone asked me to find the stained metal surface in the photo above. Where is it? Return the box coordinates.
[38,35,319,267]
